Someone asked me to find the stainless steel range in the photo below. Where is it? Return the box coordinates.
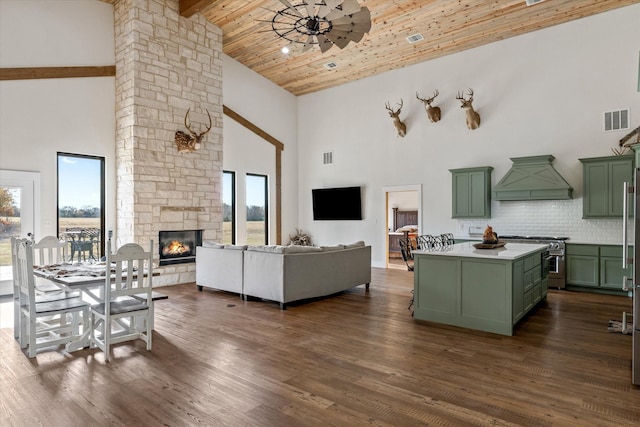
[499,235,568,289]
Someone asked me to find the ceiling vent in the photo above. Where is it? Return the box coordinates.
[604,109,630,132]
[323,151,334,165]
[494,155,573,201]
[525,0,546,5]
[406,33,424,44]
[323,62,338,70]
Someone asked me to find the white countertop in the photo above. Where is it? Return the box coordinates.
[413,242,548,260]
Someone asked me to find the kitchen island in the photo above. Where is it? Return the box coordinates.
[413,242,549,336]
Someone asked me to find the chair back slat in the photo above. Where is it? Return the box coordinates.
[105,241,153,311]
[33,236,67,265]
[15,239,37,305]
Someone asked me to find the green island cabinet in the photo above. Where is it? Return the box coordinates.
[449,166,493,219]
[579,155,634,218]
[413,245,547,336]
[565,243,632,291]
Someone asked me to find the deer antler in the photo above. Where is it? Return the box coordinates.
[184,108,212,138]
[416,90,438,104]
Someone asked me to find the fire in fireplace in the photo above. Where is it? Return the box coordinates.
[158,229,202,266]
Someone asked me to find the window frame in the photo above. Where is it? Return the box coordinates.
[56,152,106,258]
[223,170,236,245]
[246,173,269,245]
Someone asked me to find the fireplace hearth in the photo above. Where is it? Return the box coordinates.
[159,229,203,266]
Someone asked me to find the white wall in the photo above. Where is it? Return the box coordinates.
[0,0,116,237]
[222,54,298,244]
[298,4,640,266]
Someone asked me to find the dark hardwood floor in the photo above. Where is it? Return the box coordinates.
[1,267,639,426]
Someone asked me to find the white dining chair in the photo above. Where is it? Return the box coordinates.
[15,238,90,358]
[32,236,78,295]
[10,236,71,342]
[90,240,153,362]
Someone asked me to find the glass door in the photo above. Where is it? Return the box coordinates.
[0,170,39,296]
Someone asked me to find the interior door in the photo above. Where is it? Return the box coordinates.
[0,170,40,296]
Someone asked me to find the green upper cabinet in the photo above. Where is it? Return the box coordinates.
[579,155,634,218]
[450,166,493,218]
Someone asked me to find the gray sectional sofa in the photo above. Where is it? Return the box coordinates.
[195,241,371,309]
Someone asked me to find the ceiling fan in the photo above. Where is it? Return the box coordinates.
[268,0,372,53]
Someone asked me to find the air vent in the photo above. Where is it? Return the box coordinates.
[323,62,338,70]
[323,151,334,165]
[604,109,630,132]
[525,0,546,5]
[406,33,424,44]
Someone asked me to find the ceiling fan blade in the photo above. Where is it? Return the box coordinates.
[346,31,366,43]
[301,35,315,52]
[316,34,334,53]
[338,0,361,16]
[303,1,315,17]
[332,21,371,35]
[324,1,361,21]
[324,29,350,43]
[279,0,303,17]
[332,7,371,26]
[317,0,342,18]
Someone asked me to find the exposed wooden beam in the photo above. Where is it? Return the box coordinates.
[223,105,284,244]
[223,105,284,152]
[0,66,115,81]
[179,0,220,18]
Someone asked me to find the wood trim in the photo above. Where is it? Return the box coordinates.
[0,66,116,81]
[223,105,284,244]
[179,0,220,18]
[223,105,285,151]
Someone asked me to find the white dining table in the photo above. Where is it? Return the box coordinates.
[32,262,164,352]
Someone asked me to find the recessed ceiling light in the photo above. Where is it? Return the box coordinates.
[281,46,290,54]
[525,0,546,5]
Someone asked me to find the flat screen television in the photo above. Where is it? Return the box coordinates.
[312,186,362,220]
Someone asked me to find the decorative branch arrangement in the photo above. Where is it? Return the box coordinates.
[288,229,312,246]
[385,99,407,137]
[174,108,212,153]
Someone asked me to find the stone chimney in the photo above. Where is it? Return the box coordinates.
[114,0,223,285]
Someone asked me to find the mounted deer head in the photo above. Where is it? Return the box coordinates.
[416,90,441,123]
[385,99,407,137]
[174,108,212,153]
[456,88,480,130]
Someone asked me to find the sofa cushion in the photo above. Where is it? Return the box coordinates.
[283,245,322,254]
[343,241,365,249]
[202,241,225,248]
[320,245,344,252]
[248,245,285,253]
[225,244,248,250]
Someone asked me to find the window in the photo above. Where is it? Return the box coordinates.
[57,153,105,260]
[223,171,235,245]
[246,174,268,245]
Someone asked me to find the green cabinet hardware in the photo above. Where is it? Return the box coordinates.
[450,166,493,219]
[579,155,634,218]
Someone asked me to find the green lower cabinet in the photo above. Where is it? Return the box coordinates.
[566,254,599,287]
[565,244,632,293]
[413,248,547,336]
[512,260,524,322]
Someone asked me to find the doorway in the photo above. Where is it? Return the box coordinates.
[0,170,40,296]
[383,185,421,270]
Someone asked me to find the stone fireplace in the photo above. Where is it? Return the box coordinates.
[158,229,203,266]
[114,0,223,286]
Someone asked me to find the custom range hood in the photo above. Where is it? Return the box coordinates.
[493,155,573,201]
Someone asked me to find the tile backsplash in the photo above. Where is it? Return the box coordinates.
[456,199,630,244]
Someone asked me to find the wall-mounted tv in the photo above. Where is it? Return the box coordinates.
[312,186,362,220]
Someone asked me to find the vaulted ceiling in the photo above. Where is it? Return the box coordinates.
[110,0,640,96]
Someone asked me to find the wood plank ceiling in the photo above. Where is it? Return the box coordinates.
[113,1,640,96]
